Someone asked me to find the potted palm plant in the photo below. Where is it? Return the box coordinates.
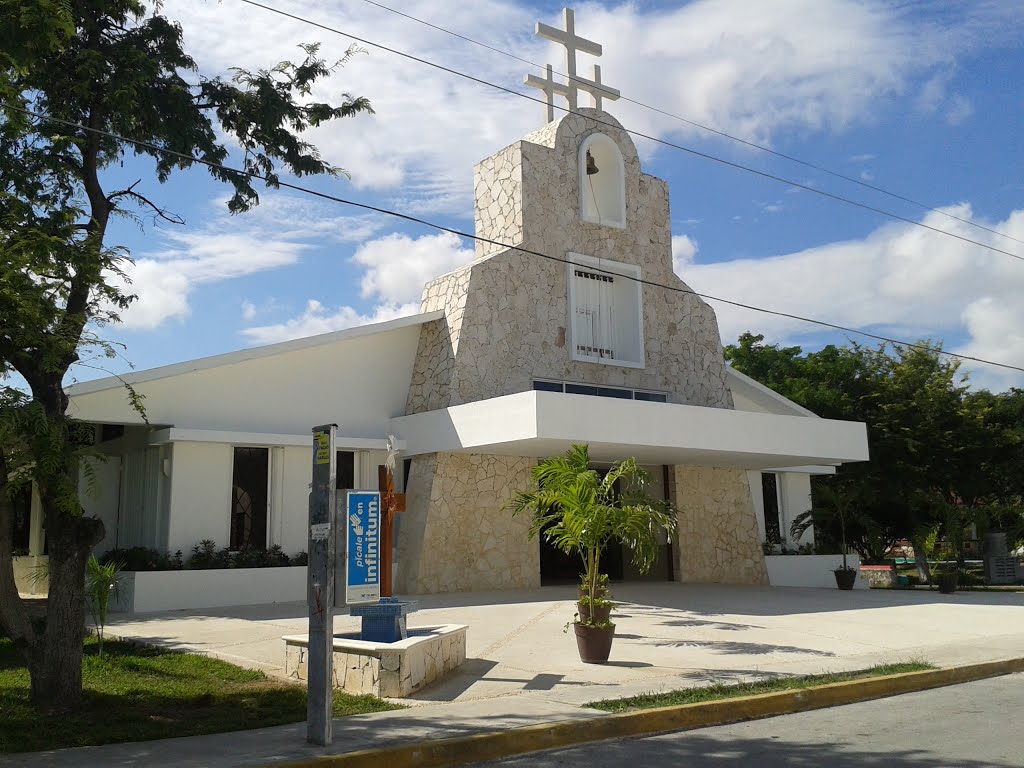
[791,479,862,590]
[509,444,677,664]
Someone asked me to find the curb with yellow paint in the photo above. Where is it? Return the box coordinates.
[279,657,1024,768]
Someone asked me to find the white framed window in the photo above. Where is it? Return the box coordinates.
[579,133,626,228]
[567,252,644,368]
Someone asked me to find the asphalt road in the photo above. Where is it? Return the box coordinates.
[481,672,1024,767]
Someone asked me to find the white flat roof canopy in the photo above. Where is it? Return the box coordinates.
[391,391,869,470]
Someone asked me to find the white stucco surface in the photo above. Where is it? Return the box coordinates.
[112,566,307,613]
[393,390,868,469]
[167,441,232,555]
[67,313,440,436]
[765,554,867,589]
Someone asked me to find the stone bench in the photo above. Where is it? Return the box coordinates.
[283,624,467,698]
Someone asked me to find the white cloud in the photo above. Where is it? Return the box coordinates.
[115,230,308,329]
[353,231,473,304]
[239,230,472,344]
[677,205,1024,389]
[160,0,1023,215]
[671,235,698,274]
[240,299,419,345]
[112,193,391,330]
[945,94,974,126]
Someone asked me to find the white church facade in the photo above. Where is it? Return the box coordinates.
[55,10,869,600]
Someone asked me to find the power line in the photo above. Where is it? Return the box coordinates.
[236,0,1024,265]
[358,0,1024,249]
[6,101,1022,375]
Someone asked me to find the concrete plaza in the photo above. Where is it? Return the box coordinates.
[102,582,1024,707]
[9,583,1023,768]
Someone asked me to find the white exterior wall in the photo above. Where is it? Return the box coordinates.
[277,445,313,557]
[780,472,814,546]
[749,470,815,547]
[167,441,232,556]
[68,318,429,436]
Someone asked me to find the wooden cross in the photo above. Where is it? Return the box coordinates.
[536,7,602,111]
[377,436,405,598]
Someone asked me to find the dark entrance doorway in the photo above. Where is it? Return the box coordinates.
[537,467,625,586]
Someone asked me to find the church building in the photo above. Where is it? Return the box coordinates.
[57,9,869,604]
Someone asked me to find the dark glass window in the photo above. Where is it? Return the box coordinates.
[100,424,125,442]
[634,391,668,402]
[10,485,31,553]
[533,380,564,392]
[597,387,632,399]
[761,473,782,544]
[336,451,355,490]
[230,447,268,550]
[565,383,600,396]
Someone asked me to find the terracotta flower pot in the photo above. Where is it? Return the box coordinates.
[574,622,615,664]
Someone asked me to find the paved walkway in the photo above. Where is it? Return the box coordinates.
[8,583,1024,766]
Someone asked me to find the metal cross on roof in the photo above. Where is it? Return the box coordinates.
[524,8,620,124]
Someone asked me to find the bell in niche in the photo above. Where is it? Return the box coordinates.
[585,150,599,175]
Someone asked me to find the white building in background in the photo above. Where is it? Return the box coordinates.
[56,10,869,602]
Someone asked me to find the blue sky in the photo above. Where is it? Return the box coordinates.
[79,0,1024,392]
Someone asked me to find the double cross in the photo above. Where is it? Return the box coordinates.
[525,8,620,123]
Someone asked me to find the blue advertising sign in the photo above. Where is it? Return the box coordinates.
[345,491,381,605]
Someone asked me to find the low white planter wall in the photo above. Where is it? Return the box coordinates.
[13,555,48,596]
[111,566,307,613]
[765,554,867,590]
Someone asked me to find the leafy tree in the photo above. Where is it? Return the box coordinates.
[726,333,989,565]
[0,0,371,710]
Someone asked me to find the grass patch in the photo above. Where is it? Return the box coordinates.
[0,637,402,753]
[585,662,935,713]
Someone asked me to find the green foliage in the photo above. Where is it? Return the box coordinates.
[728,332,1024,560]
[585,662,935,713]
[186,540,303,569]
[100,546,182,572]
[0,637,401,752]
[85,555,122,655]
[0,0,371,707]
[509,444,677,625]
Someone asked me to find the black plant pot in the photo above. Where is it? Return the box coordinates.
[834,568,857,590]
[574,622,615,664]
[937,572,958,594]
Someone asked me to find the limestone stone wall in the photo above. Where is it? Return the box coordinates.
[396,453,539,594]
[474,143,524,261]
[406,108,732,413]
[406,266,470,415]
[674,465,768,585]
[284,626,467,697]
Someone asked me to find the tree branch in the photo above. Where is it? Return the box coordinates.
[108,181,185,225]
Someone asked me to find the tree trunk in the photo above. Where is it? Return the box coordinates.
[27,509,104,710]
[911,536,932,583]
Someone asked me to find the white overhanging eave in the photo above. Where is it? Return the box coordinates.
[148,428,405,451]
[391,391,869,470]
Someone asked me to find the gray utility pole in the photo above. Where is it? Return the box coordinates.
[307,424,337,746]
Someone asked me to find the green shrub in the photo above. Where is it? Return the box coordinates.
[187,541,306,569]
[187,539,232,569]
[100,547,183,572]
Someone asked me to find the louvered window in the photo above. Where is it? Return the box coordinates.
[568,253,643,367]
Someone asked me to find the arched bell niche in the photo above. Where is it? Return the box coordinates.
[578,133,625,228]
